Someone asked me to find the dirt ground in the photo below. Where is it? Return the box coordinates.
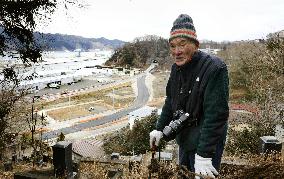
[219,162,284,179]
[1,152,283,179]
[146,153,284,178]
[45,83,135,121]
[148,70,170,108]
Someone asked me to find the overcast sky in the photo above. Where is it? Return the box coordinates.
[37,0,284,42]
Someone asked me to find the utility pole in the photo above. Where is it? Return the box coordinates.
[112,88,115,109]
[40,112,44,152]
[69,95,71,119]
[31,97,37,167]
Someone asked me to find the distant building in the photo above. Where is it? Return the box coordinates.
[130,155,143,163]
[155,152,173,161]
[72,139,104,162]
[128,106,157,130]
[199,47,221,55]
[74,49,82,57]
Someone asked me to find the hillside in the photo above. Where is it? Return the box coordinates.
[105,35,171,69]
[34,33,125,51]
[0,26,125,51]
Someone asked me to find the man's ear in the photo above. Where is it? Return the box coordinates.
[195,43,200,49]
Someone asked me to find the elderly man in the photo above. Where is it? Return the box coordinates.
[149,14,229,178]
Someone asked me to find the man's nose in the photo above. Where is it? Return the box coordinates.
[175,49,182,56]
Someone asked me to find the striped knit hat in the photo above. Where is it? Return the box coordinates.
[169,14,199,45]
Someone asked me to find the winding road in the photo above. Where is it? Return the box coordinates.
[42,65,155,140]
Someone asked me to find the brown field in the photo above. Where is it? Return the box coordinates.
[44,83,135,121]
[148,70,170,108]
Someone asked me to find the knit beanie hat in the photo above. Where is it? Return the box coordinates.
[169,14,199,45]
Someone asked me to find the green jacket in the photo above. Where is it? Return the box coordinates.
[156,50,229,158]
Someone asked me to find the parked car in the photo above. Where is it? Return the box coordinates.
[88,107,95,111]
[111,153,120,160]
[48,83,60,89]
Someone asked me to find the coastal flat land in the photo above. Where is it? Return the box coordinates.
[43,82,135,121]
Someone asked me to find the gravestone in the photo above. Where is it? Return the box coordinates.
[52,141,72,178]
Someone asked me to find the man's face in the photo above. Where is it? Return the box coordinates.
[169,37,198,66]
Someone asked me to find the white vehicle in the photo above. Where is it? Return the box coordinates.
[48,83,60,89]
[88,107,95,111]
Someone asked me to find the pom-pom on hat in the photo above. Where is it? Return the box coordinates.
[169,14,199,45]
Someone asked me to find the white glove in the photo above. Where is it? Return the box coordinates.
[149,130,163,148]
[194,154,218,179]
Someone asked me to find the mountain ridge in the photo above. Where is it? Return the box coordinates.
[34,32,126,51]
[0,26,126,51]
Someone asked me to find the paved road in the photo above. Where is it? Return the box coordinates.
[42,68,152,139]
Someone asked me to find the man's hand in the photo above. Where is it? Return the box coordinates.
[194,154,218,179]
[149,130,163,148]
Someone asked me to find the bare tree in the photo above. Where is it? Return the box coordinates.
[221,35,284,155]
[0,0,86,160]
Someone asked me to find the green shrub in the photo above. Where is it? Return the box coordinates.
[226,119,274,155]
[102,114,166,155]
